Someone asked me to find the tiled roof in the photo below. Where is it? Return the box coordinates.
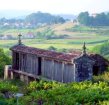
[90,54,109,66]
[10,45,81,62]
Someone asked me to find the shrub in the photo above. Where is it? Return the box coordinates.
[0,48,11,77]
[0,81,18,92]
[19,80,109,105]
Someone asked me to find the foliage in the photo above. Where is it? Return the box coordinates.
[25,11,65,25]
[48,46,57,51]
[78,12,91,26]
[0,12,65,29]
[93,71,109,82]
[36,28,56,39]
[1,80,109,104]
[25,80,63,92]
[0,48,11,77]
[0,81,18,92]
[18,80,109,105]
[78,12,109,26]
[0,80,18,105]
[92,42,109,59]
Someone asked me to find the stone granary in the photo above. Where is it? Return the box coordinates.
[4,35,109,83]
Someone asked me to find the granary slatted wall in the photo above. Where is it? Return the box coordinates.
[10,45,81,82]
[5,35,109,83]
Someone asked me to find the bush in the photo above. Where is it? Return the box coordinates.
[93,71,109,82]
[18,80,109,105]
[0,48,11,77]
[92,42,109,56]
[25,80,63,92]
[0,81,18,92]
[48,46,57,51]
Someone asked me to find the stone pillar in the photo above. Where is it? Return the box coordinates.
[24,76,29,84]
[4,65,12,80]
[4,65,9,80]
[20,74,25,82]
[73,63,76,82]
[10,71,14,79]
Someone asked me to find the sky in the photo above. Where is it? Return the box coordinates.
[0,0,109,17]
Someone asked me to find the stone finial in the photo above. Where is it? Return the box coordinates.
[83,42,86,55]
[18,34,22,45]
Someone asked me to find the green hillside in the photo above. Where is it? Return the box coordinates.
[25,11,65,24]
[0,22,109,56]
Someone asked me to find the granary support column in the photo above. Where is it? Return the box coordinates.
[24,76,29,84]
[73,63,76,81]
[20,74,25,82]
[10,71,13,79]
[4,65,12,80]
[4,65,9,80]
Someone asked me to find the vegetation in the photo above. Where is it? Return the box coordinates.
[0,80,18,93]
[0,80,18,105]
[1,37,108,54]
[67,25,109,34]
[48,46,57,51]
[93,71,109,82]
[0,11,65,29]
[0,48,11,77]
[78,12,109,26]
[0,79,109,105]
[92,42,109,59]
[25,11,65,25]
[36,28,57,39]
[1,11,109,105]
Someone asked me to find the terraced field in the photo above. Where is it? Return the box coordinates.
[1,35,109,53]
[0,22,109,53]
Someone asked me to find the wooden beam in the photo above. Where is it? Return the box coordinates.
[62,62,64,83]
[51,60,54,80]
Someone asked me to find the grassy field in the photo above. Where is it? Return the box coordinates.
[1,35,109,53]
[0,23,109,53]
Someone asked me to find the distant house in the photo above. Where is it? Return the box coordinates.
[0,35,14,40]
[73,19,79,25]
[37,23,47,27]
[4,35,109,83]
[23,32,35,39]
[1,35,8,40]
[91,13,98,18]
[3,23,10,26]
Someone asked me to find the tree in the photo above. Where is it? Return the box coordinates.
[25,11,65,25]
[94,13,108,26]
[78,12,109,26]
[78,12,90,26]
[48,46,57,51]
[0,48,11,77]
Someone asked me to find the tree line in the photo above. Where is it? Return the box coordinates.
[78,12,109,26]
[25,11,65,25]
[0,11,65,29]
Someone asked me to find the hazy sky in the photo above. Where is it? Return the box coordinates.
[0,0,109,14]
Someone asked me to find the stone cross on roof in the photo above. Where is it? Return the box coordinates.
[18,34,22,45]
[83,42,86,55]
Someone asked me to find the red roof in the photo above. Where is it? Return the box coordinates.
[11,45,81,62]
